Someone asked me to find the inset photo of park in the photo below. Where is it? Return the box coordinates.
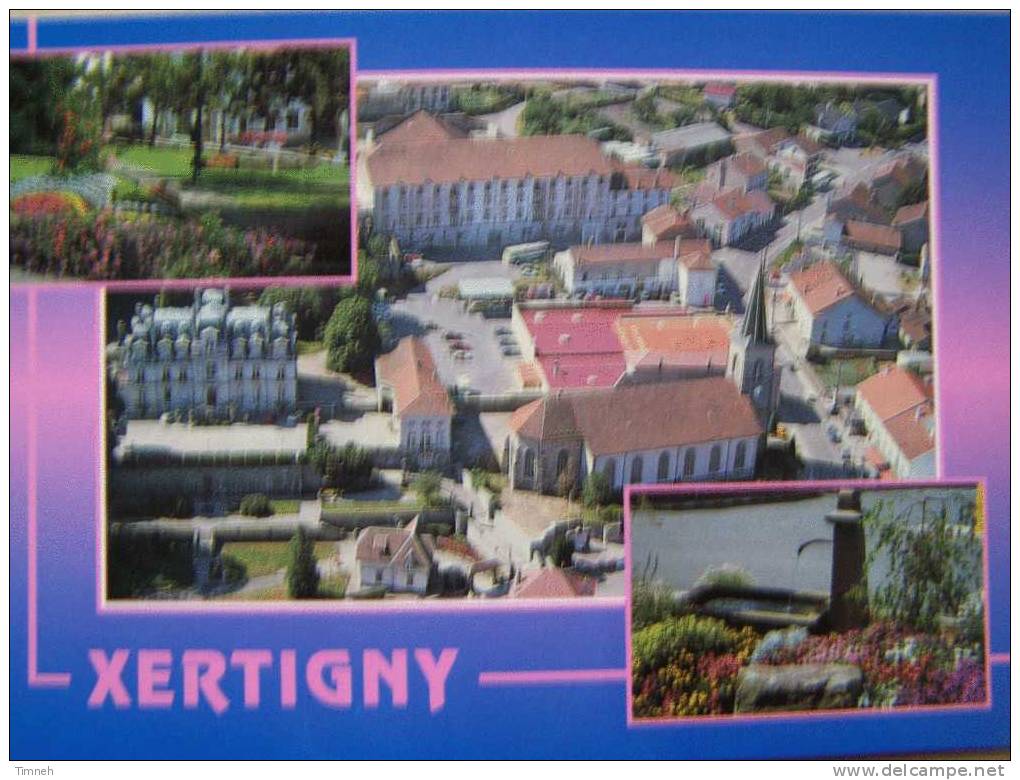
[11,41,353,282]
[627,483,987,721]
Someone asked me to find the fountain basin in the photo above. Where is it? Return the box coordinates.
[684,583,830,632]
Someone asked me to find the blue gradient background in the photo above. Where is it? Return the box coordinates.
[9,11,1009,759]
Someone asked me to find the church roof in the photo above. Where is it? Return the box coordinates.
[740,257,772,345]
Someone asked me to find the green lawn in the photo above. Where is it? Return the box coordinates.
[110,143,349,210]
[814,357,883,390]
[268,499,302,514]
[111,144,194,177]
[320,499,421,519]
[10,154,55,182]
[218,571,348,601]
[296,340,324,355]
[220,540,338,579]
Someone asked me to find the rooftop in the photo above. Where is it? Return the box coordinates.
[508,376,762,455]
[856,365,932,422]
[511,567,597,598]
[651,121,732,153]
[707,188,775,220]
[641,204,695,241]
[375,337,454,417]
[355,517,434,569]
[845,220,903,252]
[788,259,863,315]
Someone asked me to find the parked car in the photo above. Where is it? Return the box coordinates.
[443,331,464,341]
[495,326,512,336]
[826,424,842,443]
[501,346,521,357]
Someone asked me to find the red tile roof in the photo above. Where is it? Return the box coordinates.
[893,201,929,225]
[845,220,902,252]
[728,152,767,177]
[709,188,775,220]
[569,241,676,265]
[856,365,931,422]
[508,377,762,456]
[882,402,936,460]
[368,133,620,188]
[511,567,597,598]
[677,239,715,271]
[641,205,695,241]
[788,260,861,315]
[735,127,789,156]
[375,110,464,146]
[615,312,730,365]
[375,337,454,417]
[355,517,434,569]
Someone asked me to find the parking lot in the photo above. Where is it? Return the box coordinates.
[386,261,527,395]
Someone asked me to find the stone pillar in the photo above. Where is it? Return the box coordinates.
[825,489,869,631]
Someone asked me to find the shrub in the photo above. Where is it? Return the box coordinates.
[632,614,747,676]
[631,580,681,631]
[238,494,273,517]
[309,441,374,492]
[323,295,381,374]
[582,471,613,508]
[286,527,319,599]
[411,471,445,509]
[693,564,756,591]
[550,534,574,568]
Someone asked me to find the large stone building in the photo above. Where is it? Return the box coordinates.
[111,289,298,420]
[360,111,675,251]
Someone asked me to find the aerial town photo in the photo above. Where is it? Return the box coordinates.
[103,74,936,603]
[628,484,986,719]
[11,43,352,281]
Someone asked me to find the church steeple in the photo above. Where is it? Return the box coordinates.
[741,252,771,344]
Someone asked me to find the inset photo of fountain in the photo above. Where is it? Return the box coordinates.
[626,482,988,722]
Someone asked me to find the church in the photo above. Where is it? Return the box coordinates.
[505,261,781,494]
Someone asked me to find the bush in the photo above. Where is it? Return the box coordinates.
[632,614,745,676]
[286,527,319,599]
[550,534,574,568]
[323,295,381,374]
[238,494,273,517]
[309,441,375,493]
[411,471,445,509]
[693,564,756,591]
[582,471,614,508]
[631,580,681,631]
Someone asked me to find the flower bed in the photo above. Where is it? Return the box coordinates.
[756,622,985,708]
[632,617,985,719]
[10,211,316,280]
[11,191,89,218]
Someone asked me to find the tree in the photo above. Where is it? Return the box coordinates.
[239,494,273,517]
[259,286,340,341]
[550,534,574,568]
[286,527,319,599]
[411,471,444,509]
[323,295,380,373]
[582,471,614,509]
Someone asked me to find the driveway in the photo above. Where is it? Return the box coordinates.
[386,261,525,395]
[476,101,526,138]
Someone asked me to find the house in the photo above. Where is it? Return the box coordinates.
[898,302,933,351]
[650,122,733,166]
[734,127,790,159]
[361,111,675,250]
[844,220,902,256]
[824,183,891,243]
[869,155,927,210]
[769,134,826,190]
[704,153,768,194]
[640,204,697,244]
[552,237,714,302]
[691,188,776,247]
[112,289,298,420]
[702,82,737,109]
[854,366,935,478]
[892,201,929,254]
[807,102,859,145]
[375,337,454,468]
[506,376,763,494]
[354,517,435,594]
[511,567,597,598]
[786,260,897,351]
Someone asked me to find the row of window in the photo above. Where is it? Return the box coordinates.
[518,441,750,485]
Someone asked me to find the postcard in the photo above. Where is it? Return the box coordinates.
[8,10,1010,761]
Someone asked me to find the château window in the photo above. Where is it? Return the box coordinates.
[522,448,536,479]
[629,456,644,484]
[657,452,670,482]
[556,449,570,477]
[709,445,722,473]
[602,458,617,484]
[735,440,747,470]
[683,449,696,478]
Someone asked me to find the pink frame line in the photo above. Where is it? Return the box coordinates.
[83,67,937,616]
[26,287,72,688]
[622,478,997,728]
[356,66,945,478]
[9,35,359,291]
